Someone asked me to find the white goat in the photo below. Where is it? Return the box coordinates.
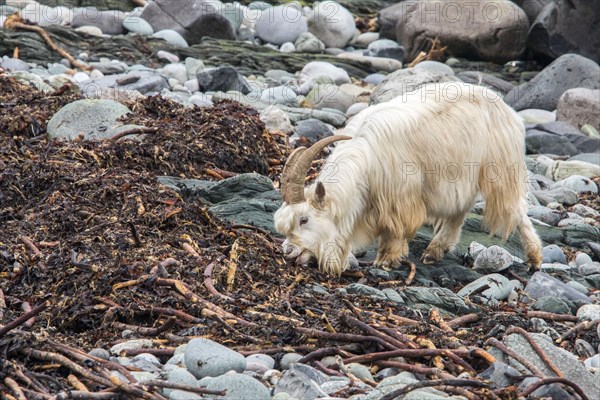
[274,82,543,276]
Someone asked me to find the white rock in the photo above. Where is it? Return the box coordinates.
[300,61,350,85]
[577,304,600,321]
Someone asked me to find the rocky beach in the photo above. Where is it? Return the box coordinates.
[0,0,599,399]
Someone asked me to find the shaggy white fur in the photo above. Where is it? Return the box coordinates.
[274,82,543,276]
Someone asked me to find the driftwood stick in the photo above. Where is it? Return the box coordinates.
[0,301,49,337]
[4,15,90,71]
[447,313,479,329]
[519,377,589,400]
[141,380,226,396]
[506,326,563,378]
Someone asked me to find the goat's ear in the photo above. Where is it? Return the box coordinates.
[315,181,326,205]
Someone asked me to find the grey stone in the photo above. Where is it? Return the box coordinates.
[1,58,30,72]
[575,339,596,358]
[556,88,600,131]
[47,99,131,141]
[260,85,298,105]
[168,389,202,400]
[183,338,246,379]
[346,102,368,117]
[320,379,351,395]
[110,339,154,356]
[197,66,252,95]
[279,353,303,370]
[579,262,600,276]
[531,188,578,206]
[131,371,158,383]
[382,288,404,304]
[505,332,600,398]
[566,280,589,294]
[477,361,522,388]
[89,60,128,75]
[527,0,600,64]
[161,367,198,396]
[295,32,325,54]
[402,287,478,315]
[370,67,461,105]
[505,54,600,111]
[577,304,600,321]
[346,363,373,381]
[473,245,514,273]
[584,354,600,369]
[571,205,599,219]
[346,283,387,300]
[152,30,189,48]
[542,244,567,264]
[306,1,355,49]
[294,118,333,142]
[300,61,351,85]
[130,353,162,372]
[140,0,235,45]
[260,105,294,134]
[518,109,556,125]
[364,73,386,85]
[88,348,110,360]
[306,84,354,113]
[569,153,600,166]
[246,354,275,370]
[274,364,328,400]
[255,5,307,45]
[527,205,561,226]
[554,175,599,194]
[72,8,126,35]
[525,123,600,156]
[414,61,454,76]
[533,296,573,314]
[456,71,515,96]
[524,272,592,303]
[21,3,70,26]
[457,274,512,301]
[397,0,528,64]
[123,14,154,35]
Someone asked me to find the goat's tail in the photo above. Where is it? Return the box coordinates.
[478,104,530,241]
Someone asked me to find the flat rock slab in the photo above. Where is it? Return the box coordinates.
[504,333,600,399]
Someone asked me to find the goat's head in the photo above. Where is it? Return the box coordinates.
[274,135,352,276]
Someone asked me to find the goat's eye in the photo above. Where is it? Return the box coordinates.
[299,216,309,225]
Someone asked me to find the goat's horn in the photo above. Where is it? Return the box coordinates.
[281,135,352,204]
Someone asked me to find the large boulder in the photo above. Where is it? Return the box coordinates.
[505,54,600,111]
[556,88,600,131]
[369,67,461,105]
[396,0,529,63]
[255,4,307,45]
[72,7,126,35]
[140,0,235,45]
[377,1,409,40]
[306,1,356,49]
[527,0,600,63]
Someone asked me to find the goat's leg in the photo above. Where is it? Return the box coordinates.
[517,210,543,270]
[421,214,466,264]
[374,230,408,271]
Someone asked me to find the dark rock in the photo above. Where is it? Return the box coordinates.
[294,118,333,142]
[196,66,252,95]
[401,287,479,315]
[533,296,573,314]
[157,174,281,234]
[377,2,407,40]
[527,0,600,63]
[505,54,600,111]
[456,72,515,96]
[478,361,521,388]
[525,121,600,155]
[505,333,600,398]
[140,0,235,45]
[542,244,567,264]
[72,7,126,35]
[520,0,553,23]
[524,272,591,303]
[429,265,482,288]
[397,0,529,63]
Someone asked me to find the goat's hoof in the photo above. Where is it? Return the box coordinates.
[420,253,439,265]
[373,259,400,271]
